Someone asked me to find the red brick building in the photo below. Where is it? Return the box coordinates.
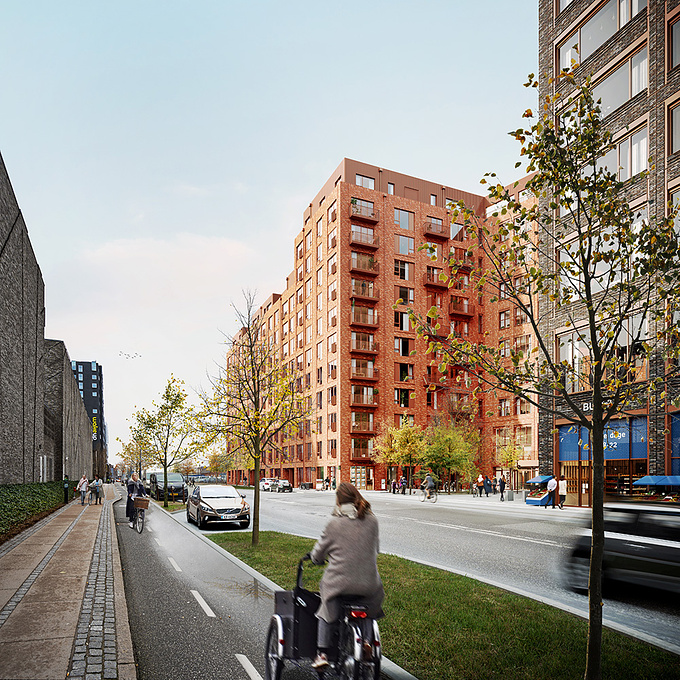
[225,159,538,490]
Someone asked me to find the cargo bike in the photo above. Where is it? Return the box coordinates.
[265,556,381,679]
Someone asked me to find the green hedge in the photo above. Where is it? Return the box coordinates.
[0,480,71,537]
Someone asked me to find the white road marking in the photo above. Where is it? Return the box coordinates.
[146,527,152,532]
[235,654,263,680]
[374,513,563,548]
[168,557,182,572]
[154,538,162,546]
[191,589,216,617]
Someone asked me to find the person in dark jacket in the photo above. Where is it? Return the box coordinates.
[499,474,507,502]
[126,473,145,528]
[483,475,491,497]
[309,482,384,670]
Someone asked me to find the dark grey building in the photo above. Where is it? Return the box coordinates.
[0,153,46,485]
[538,0,680,504]
[45,340,92,480]
[71,360,107,478]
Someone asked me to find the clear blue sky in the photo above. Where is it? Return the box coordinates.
[1,1,537,464]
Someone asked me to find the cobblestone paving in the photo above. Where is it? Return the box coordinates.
[67,501,118,679]
[0,505,87,628]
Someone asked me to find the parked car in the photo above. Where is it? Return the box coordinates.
[564,503,680,594]
[186,484,250,529]
[259,478,276,491]
[271,479,293,493]
[149,472,187,502]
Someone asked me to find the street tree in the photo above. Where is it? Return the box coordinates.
[423,423,479,492]
[199,291,310,546]
[117,431,154,478]
[374,423,425,493]
[132,375,203,507]
[408,73,680,680]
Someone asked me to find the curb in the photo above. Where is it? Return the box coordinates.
[110,488,138,680]
[156,503,420,680]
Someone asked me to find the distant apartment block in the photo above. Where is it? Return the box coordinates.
[72,360,107,478]
[226,159,540,491]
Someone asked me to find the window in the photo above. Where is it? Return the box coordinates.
[597,126,648,178]
[395,389,410,407]
[558,330,591,393]
[499,399,511,417]
[352,331,375,351]
[317,217,323,237]
[394,208,414,230]
[351,278,374,298]
[515,335,531,356]
[430,194,437,206]
[351,252,375,271]
[327,201,337,223]
[515,307,529,326]
[328,307,337,327]
[672,105,680,155]
[387,182,395,195]
[328,386,337,404]
[516,425,532,447]
[558,0,645,71]
[327,253,337,275]
[396,286,414,304]
[317,368,323,386]
[91,362,97,370]
[328,227,337,249]
[394,311,410,331]
[328,280,337,300]
[297,242,304,260]
[394,337,410,356]
[516,398,531,415]
[394,260,413,281]
[317,341,323,360]
[559,0,573,12]
[397,363,414,381]
[91,383,97,388]
[356,173,375,189]
[499,339,511,358]
[499,311,511,329]
[351,224,375,245]
[305,279,312,297]
[351,358,374,378]
[92,408,98,414]
[317,318,323,336]
[592,47,647,118]
[328,333,337,353]
[92,391,98,397]
[329,439,337,457]
[672,19,680,70]
[395,235,415,255]
[317,291,323,311]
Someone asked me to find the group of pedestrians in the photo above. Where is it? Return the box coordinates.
[390,476,408,494]
[545,474,567,509]
[75,474,103,505]
[474,474,507,500]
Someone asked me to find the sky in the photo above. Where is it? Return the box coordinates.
[2,1,537,465]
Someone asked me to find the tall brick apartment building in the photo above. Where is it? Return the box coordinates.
[537,0,680,505]
[226,159,540,491]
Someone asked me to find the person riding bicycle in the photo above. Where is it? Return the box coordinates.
[423,472,435,499]
[308,482,384,670]
[126,473,146,529]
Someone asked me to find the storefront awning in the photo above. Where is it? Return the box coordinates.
[633,475,680,486]
[517,459,539,469]
[527,475,553,484]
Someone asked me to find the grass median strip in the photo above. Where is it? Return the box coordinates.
[209,530,679,680]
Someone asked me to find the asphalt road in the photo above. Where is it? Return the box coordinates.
[252,488,680,655]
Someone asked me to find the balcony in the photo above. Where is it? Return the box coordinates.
[350,258,379,276]
[449,247,475,269]
[351,339,379,353]
[350,231,379,249]
[423,271,448,288]
[423,220,448,238]
[351,421,376,434]
[350,203,380,223]
[350,282,379,302]
[449,298,474,317]
[350,366,379,381]
[350,311,379,327]
[350,393,378,407]
[349,450,374,462]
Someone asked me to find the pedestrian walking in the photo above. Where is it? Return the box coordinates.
[76,474,89,505]
[400,476,406,495]
[476,474,484,497]
[545,475,557,508]
[91,474,103,504]
[325,476,330,491]
[558,474,567,509]
[492,477,498,495]
[483,475,491,497]
[499,474,506,502]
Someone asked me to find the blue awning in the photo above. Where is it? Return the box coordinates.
[633,475,680,486]
[527,475,553,484]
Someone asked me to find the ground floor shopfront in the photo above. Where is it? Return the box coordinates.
[554,414,680,506]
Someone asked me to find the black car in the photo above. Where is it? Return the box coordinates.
[149,472,187,501]
[564,503,680,594]
[186,484,250,529]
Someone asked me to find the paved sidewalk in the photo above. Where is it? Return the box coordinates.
[0,484,135,680]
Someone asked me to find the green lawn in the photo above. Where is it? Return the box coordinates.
[209,531,680,680]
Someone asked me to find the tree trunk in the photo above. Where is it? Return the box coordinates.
[252,447,261,547]
[585,421,605,680]
[163,459,169,508]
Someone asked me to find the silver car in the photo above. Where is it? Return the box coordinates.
[186,484,250,529]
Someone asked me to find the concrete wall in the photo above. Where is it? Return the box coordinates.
[0,153,46,484]
[44,340,92,481]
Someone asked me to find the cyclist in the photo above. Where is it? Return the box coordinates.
[423,472,435,499]
[308,482,384,670]
[126,473,146,528]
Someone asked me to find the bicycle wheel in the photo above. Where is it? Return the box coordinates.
[264,620,283,680]
[419,489,426,502]
[135,509,145,534]
[429,491,438,503]
[337,621,360,680]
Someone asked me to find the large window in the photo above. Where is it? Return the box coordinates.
[671,19,680,70]
[356,174,375,189]
[592,48,647,118]
[394,260,413,281]
[671,105,680,155]
[559,0,646,70]
[597,126,647,179]
[395,235,415,255]
[394,208,414,230]
[557,330,591,393]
